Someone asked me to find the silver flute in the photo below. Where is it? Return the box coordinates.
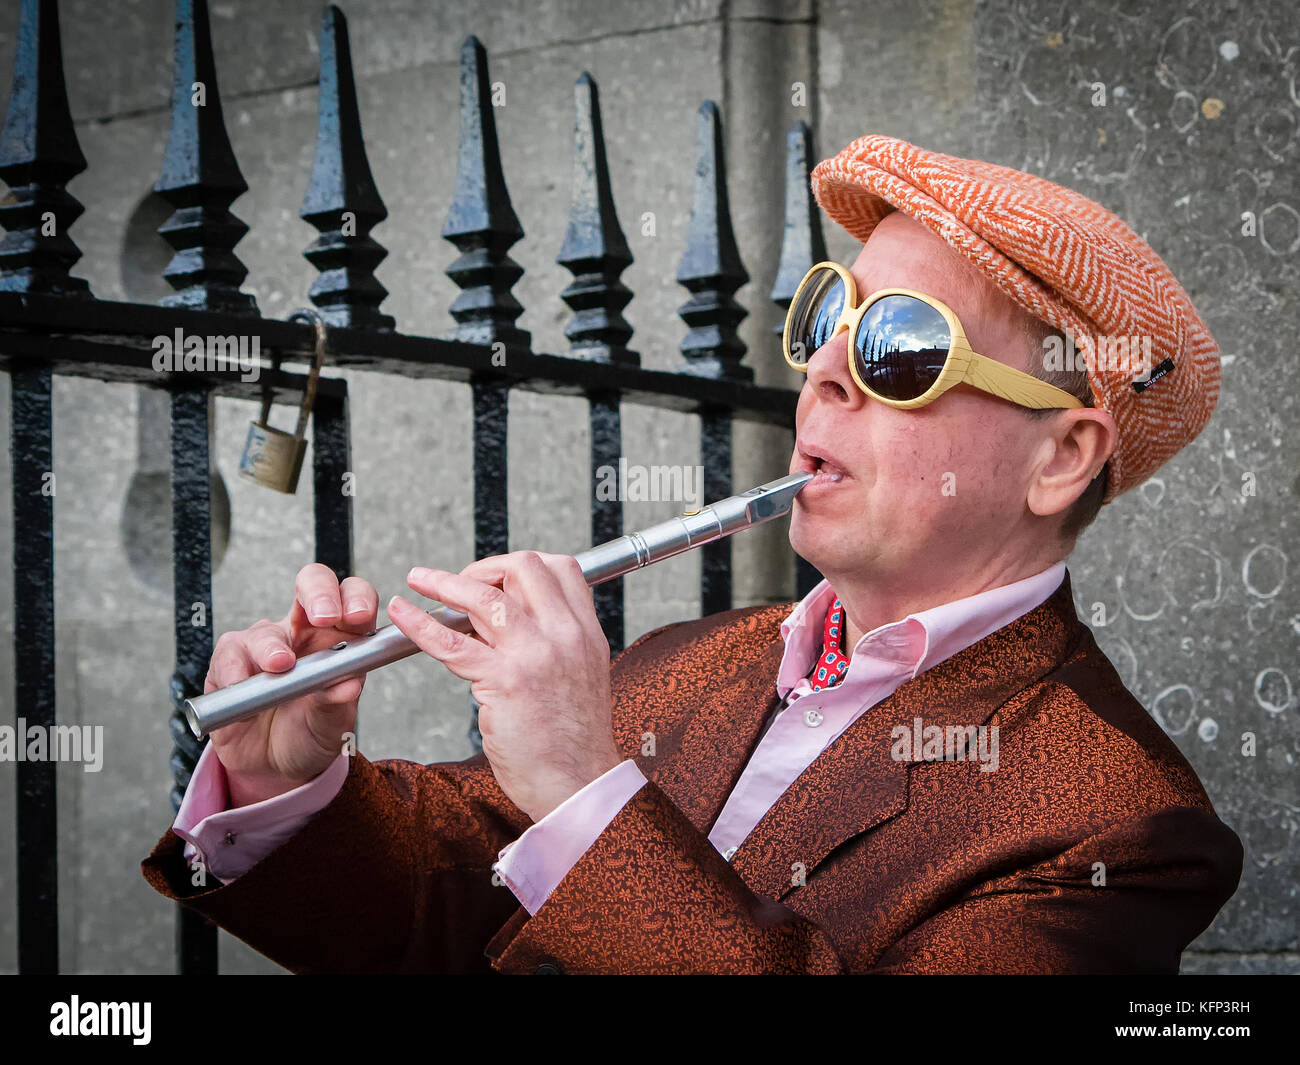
[184,470,814,738]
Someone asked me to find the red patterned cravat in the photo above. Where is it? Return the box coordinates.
[808,597,850,691]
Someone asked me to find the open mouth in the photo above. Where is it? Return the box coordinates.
[797,446,849,484]
[811,457,846,482]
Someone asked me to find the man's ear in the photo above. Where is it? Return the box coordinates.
[1026,407,1117,518]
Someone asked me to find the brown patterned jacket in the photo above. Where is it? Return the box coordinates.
[141,572,1243,973]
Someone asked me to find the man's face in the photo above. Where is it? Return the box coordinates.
[788,211,1057,591]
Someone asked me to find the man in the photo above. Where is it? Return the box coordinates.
[142,135,1242,973]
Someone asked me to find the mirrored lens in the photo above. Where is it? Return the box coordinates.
[786,267,847,366]
[853,295,951,401]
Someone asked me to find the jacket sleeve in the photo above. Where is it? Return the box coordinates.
[141,750,532,973]
[484,778,850,973]
[484,796,1242,974]
[139,623,679,974]
[867,805,1243,974]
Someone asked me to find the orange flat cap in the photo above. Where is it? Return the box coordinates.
[810,134,1220,501]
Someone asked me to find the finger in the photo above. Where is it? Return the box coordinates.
[292,562,344,631]
[309,674,363,710]
[463,551,596,648]
[387,595,494,681]
[405,565,529,645]
[530,552,598,629]
[206,635,258,693]
[527,553,604,655]
[455,551,570,631]
[337,576,379,633]
[245,619,296,673]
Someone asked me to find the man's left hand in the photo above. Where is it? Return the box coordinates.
[388,551,622,822]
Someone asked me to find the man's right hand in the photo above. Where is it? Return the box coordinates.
[204,564,380,808]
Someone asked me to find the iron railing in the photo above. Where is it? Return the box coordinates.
[0,0,827,973]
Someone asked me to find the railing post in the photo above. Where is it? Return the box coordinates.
[771,120,828,601]
[168,387,218,974]
[154,0,257,314]
[442,36,528,350]
[0,0,92,975]
[301,5,394,331]
[558,71,637,653]
[155,0,258,973]
[677,101,749,617]
[0,0,89,297]
[9,365,57,974]
[312,388,354,582]
[468,377,508,751]
[443,37,524,748]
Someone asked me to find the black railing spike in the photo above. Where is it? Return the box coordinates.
[154,0,257,314]
[301,5,393,331]
[676,100,750,380]
[557,72,637,364]
[441,36,528,349]
[770,120,828,333]
[0,0,90,296]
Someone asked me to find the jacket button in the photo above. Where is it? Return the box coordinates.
[534,959,562,975]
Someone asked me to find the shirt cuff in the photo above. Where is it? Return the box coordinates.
[176,742,351,885]
[492,759,648,915]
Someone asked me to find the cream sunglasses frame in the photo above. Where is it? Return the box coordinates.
[783,261,1083,410]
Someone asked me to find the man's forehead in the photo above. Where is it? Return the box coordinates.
[851,212,1035,354]
[854,213,981,298]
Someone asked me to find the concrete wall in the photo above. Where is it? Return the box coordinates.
[0,0,1293,973]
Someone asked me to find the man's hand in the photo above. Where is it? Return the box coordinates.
[388,551,622,822]
[205,564,380,808]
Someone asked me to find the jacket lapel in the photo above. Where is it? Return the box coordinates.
[730,573,1086,901]
[635,608,789,834]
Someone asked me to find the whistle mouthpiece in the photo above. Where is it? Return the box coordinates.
[742,471,814,521]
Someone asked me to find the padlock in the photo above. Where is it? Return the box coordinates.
[239,310,327,494]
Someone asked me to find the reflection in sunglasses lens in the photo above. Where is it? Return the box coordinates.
[854,295,951,401]
[789,268,845,365]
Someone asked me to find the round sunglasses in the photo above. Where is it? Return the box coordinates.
[783,262,1083,410]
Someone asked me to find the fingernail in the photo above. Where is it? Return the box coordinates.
[269,649,293,669]
[388,595,407,613]
[344,598,367,615]
[407,566,432,583]
[310,596,337,622]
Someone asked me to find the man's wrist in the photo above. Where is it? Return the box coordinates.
[532,750,624,821]
[227,768,317,809]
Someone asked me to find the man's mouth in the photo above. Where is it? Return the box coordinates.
[796,444,850,484]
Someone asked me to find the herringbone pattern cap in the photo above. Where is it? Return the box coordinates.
[811,134,1220,500]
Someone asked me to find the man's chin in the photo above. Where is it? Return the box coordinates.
[788,520,833,574]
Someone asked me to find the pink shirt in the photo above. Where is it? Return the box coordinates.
[177,563,1066,908]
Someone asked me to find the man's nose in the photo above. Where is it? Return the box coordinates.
[803,328,864,408]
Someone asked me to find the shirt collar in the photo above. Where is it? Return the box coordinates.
[777,562,1067,694]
